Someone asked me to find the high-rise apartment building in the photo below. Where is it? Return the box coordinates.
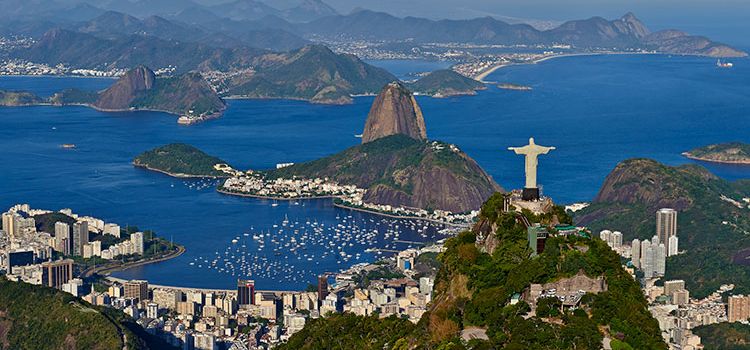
[728,295,750,322]
[124,280,149,302]
[130,232,144,255]
[611,231,623,249]
[657,208,677,253]
[54,222,71,254]
[655,243,666,276]
[238,279,255,306]
[641,239,653,277]
[72,221,88,256]
[668,235,679,256]
[41,259,74,289]
[631,239,641,268]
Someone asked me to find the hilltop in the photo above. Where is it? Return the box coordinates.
[683,142,750,164]
[575,159,750,298]
[361,82,426,143]
[0,278,174,350]
[279,193,666,349]
[134,143,231,178]
[224,45,396,104]
[0,90,46,106]
[270,134,500,213]
[406,70,486,97]
[268,83,499,213]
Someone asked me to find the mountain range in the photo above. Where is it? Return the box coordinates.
[222,45,396,104]
[295,10,745,57]
[0,2,744,58]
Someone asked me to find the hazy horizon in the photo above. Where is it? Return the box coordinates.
[163,0,750,47]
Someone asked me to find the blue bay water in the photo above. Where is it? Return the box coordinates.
[1,54,748,289]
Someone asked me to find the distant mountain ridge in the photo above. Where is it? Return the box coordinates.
[297,10,746,57]
[224,45,397,104]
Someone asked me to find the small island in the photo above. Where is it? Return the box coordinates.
[133,143,233,178]
[406,69,486,97]
[498,83,533,91]
[683,142,750,164]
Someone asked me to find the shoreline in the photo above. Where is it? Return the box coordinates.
[216,188,337,201]
[133,162,230,179]
[682,153,750,165]
[82,244,186,278]
[331,202,467,228]
[0,73,118,79]
[475,51,660,82]
[217,188,468,226]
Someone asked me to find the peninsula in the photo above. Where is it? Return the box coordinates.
[0,66,226,124]
[683,142,750,164]
[220,82,501,219]
[134,143,234,178]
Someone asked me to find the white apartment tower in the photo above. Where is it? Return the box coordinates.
[668,235,679,256]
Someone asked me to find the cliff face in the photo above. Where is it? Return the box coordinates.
[93,66,225,116]
[95,65,156,110]
[361,82,427,144]
[362,149,499,212]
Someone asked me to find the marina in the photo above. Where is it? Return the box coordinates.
[0,54,748,291]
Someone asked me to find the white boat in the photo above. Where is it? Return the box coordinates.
[717,59,734,68]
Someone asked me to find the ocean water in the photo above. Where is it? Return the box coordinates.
[1,54,748,289]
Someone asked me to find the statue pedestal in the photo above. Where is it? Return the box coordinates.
[522,188,540,201]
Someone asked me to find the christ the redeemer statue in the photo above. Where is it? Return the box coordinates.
[509,137,555,201]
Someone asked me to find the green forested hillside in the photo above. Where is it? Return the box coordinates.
[407,69,485,96]
[693,322,750,350]
[576,158,750,298]
[0,278,171,350]
[269,134,500,212]
[279,193,665,349]
[134,143,229,177]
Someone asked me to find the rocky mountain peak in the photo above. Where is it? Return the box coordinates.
[361,82,427,144]
[619,12,650,38]
[94,66,156,110]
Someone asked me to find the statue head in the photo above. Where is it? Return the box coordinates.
[529,137,535,145]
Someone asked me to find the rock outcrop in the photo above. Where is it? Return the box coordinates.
[361,82,427,144]
[93,66,225,116]
[95,65,156,110]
